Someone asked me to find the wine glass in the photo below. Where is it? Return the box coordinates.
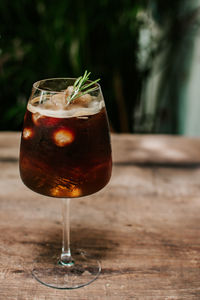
[19,77,112,289]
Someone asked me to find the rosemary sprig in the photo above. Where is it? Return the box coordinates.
[67,70,100,104]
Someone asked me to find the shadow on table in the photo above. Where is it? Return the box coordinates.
[114,161,200,169]
[32,226,119,264]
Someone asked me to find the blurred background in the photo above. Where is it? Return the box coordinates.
[1,0,200,135]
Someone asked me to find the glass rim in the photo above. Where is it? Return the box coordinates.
[33,77,101,94]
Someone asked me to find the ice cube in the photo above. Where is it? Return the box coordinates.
[50,185,82,197]
[53,129,74,147]
[50,186,65,197]
[23,128,33,139]
[65,86,74,97]
[73,94,92,107]
[51,93,66,109]
[32,112,44,125]
[64,85,93,109]
[70,187,82,197]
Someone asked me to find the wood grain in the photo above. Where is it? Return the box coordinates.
[1,132,200,299]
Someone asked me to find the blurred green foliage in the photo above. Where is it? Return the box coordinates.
[135,0,200,135]
[0,0,146,132]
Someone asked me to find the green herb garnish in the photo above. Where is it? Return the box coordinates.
[67,70,100,104]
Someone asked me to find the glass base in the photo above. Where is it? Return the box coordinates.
[32,250,101,289]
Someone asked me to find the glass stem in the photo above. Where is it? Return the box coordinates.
[60,198,74,266]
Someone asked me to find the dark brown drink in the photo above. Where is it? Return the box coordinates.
[20,105,112,198]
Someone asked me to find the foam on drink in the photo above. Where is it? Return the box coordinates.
[28,87,105,119]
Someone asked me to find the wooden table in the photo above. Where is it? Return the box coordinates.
[1,132,200,299]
